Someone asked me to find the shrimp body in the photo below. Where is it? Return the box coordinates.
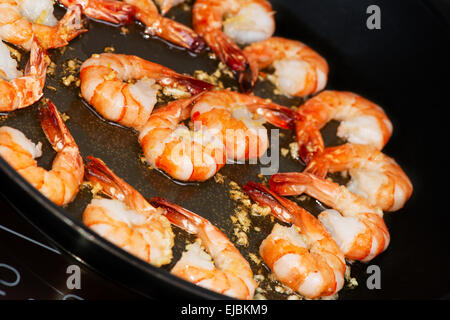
[80,53,213,130]
[58,0,136,25]
[296,90,393,164]
[139,94,226,181]
[193,0,275,92]
[243,182,345,299]
[269,172,390,262]
[0,101,84,206]
[1,38,48,112]
[191,90,299,161]
[83,157,174,266]
[150,197,257,300]
[0,1,86,50]
[243,37,329,98]
[305,144,413,212]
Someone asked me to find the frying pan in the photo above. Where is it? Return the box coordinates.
[1,0,450,300]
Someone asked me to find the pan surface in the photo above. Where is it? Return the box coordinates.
[1,0,450,299]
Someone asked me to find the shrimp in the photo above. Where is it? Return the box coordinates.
[149,197,257,300]
[193,0,275,92]
[139,93,226,182]
[243,182,346,299]
[190,89,299,161]
[1,38,48,112]
[295,90,393,164]
[58,0,136,25]
[154,0,186,15]
[83,157,174,267]
[305,143,413,212]
[63,0,205,53]
[80,52,213,130]
[0,100,84,206]
[243,37,329,98]
[269,172,390,262]
[0,0,86,51]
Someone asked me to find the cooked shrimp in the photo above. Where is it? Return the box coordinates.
[269,172,390,262]
[155,0,186,15]
[83,157,174,267]
[0,1,86,50]
[139,93,226,181]
[305,143,413,212]
[149,197,257,299]
[193,0,275,92]
[80,52,213,130]
[243,37,329,98]
[1,38,48,112]
[0,100,84,206]
[295,90,393,164]
[64,0,205,52]
[190,89,299,161]
[58,0,136,25]
[243,182,345,299]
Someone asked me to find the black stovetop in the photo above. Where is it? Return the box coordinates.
[0,196,143,300]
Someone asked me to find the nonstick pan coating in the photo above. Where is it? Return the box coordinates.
[1,0,450,299]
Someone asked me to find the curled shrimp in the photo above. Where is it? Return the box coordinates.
[193,0,275,92]
[149,197,257,300]
[83,157,174,267]
[63,0,205,53]
[0,100,84,206]
[269,172,390,262]
[243,182,345,299]
[139,93,226,182]
[0,1,86,50]
[305,143,413,212]
[58,0,136,25]
[243,37,329,98]
[295,90,393,164]
[190,89,299,161]
[1,38,48,112]
[125,0,206,53]
[80,52,213,130]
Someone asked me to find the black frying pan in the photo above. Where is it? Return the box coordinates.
[1,0,450,300]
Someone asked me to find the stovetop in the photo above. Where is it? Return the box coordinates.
[0,196,144,300]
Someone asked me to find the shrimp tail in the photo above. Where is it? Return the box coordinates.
[304,159,329,179]
[246,103,301,129]
[38,100,75,153]
[296,120,324,165]
[204,31,255,93]
[244,182,332,243]
[149,197,202,234]
[59,0,136,25]
[243,182,297,224]
[25,38,49,80]
[84,156,130,200]
[146,18,206,54]
[55,5,88,46]
[238,63,257,94]
[269,172,312,196]
[171,74,214,95]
